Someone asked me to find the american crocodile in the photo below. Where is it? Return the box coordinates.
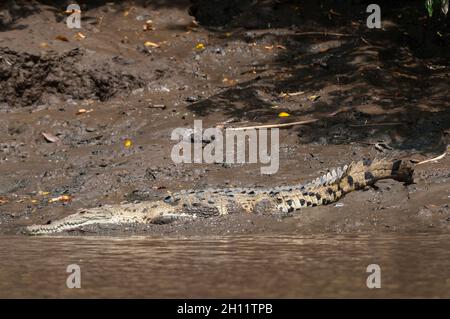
[25,158,414,235]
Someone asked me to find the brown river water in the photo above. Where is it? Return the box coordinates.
[0,233,449,298]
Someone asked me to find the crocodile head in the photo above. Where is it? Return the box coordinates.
[25,207,122,235]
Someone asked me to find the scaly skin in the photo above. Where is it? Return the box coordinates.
[25,158,413,235]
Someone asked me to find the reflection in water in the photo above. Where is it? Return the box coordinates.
[0,234,449,298]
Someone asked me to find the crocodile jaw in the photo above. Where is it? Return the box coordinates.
[25,208,130,235]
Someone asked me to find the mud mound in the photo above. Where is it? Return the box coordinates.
[0,48,144,108]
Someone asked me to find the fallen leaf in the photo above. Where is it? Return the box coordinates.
[38,191,50,196]
[64,9,81,15]
[55,35,69,42]
[278,112,290,117]
[31,199,38,204]
[144,41,160,48]
[276,44,287,49]
[264,45,274,50]
[143,20,154,31]
[74,32,86,40]
[49,195,72,203]
[39,42,49,48]
[308,95,320,102]
[287,91,305,96]
[123,7,135,17]
[42,132,60,143]
[76,108,93,115]
[124,138,133,148]
[195,43,205,50]
[222,78,237,85]
[0,197,8,205]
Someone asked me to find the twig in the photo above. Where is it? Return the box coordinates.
[225,109,345,131]
[414,152,447,166]
[349,123,402,127]
[226,118,319,131]
[360,36,371,46]
[294,31,353,37]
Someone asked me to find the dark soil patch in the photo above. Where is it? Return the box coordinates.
[0,47,143,108]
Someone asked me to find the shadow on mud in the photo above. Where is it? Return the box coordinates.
[187,0,450,153]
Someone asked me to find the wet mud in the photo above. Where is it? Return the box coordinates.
[0,0,449,236]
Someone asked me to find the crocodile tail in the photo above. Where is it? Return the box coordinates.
[338,158,414,193]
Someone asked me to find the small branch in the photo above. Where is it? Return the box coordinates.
[225,118,319,131]
[294,31,353,37]
[224,109,346,131]
[414,152,447,166]
[349,123,403,127]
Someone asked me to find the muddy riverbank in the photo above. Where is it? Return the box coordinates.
[0,0,449,236]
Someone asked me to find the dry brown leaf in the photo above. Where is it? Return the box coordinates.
[123,7,135,17]
[42,132,60,143]
[0,197,8,205]
[74,32,86,40]
[76,108,93,115]
[49,195,72,203]
[144,41,160,48]
[55,35,69,42]
[308,95,320,102]
[143,20,154,31]
[64,9,81,15]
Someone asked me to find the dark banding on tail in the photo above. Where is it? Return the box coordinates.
[390,159,414,185]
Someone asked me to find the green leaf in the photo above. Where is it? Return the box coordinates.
[425,0,434,17]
